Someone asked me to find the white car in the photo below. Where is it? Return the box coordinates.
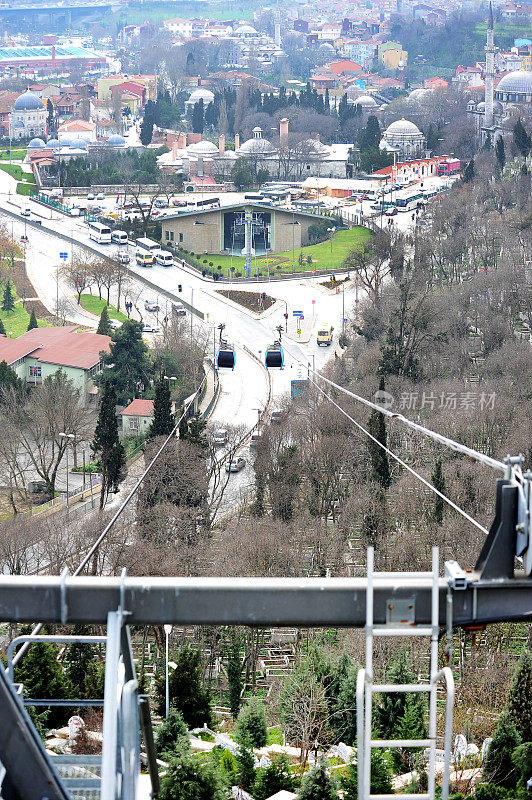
[142,323,160,334]
[213,429,228,445]
[109,318,122,330]
[225,457,246,473]
[96,192,106,201]
[144,299,159,312]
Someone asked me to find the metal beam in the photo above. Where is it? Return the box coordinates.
[0,574,530,627]
[0,665,70,800]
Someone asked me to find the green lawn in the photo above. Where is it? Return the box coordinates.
[194,226,372,278]
[80,294,129,322]
[267,727,284,745]
[0,149,27,161]
[1,300,48,337]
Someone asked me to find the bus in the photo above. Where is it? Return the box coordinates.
[135,237,159,267]
[88,221,112,244]
[188,197,220,210]
[394,191,426,212]
[244,193,265,202]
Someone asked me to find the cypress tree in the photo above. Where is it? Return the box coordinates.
[236,742,256,791]
[513,118,531,157]
[97,305,112,336]
[2,280,15,313]
[495,136,505,169]
[507,651,532,742]
[27,307,38,331]
[484,712,521,788]
[298,758,337,800]
[431,458,446,524]
[149,374,175,439]
[65,624,96,699]
[368,378,391,488]
[191,99,204,134]
[92,380,125,509]
[156,644,212,727]
[155,707,188,758]
[227,631,243,719]
[0,318,5,335]
[236,697,268,748]
[462,158,475,183]
[15,639,68,728]
[342,750,393,799]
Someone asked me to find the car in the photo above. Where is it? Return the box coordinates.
[270,409,283,423]
[250,432,263,448]
[117,252,130,264]
[172,302,186,317]
[385,207,398,216]
[225,457,246,473]
[21,206,31,217]
[142,323,160,334]
[87,192,95,200]
[144,299,160,312]
[154,198,168,208]
[213,428,228,445]
[96,192,106,201]
[109,318,122,330]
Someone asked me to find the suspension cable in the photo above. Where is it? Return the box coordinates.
[309,377,489,535]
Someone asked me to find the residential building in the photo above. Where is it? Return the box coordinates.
[120,399,155,436]
[379,41,408,69]
[0,326,111,405]
[57,119,97,143]
[341,40,378,70]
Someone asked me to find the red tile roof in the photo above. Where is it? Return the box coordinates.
[121,399,154,416]
[0,326,111,370]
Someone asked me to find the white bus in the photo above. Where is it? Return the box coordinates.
[135,237,160,252]
[154,249,174,267]
[88,221,112,244]
[111,230,128,244]
[135,237,159,267]
[394,190,426,212]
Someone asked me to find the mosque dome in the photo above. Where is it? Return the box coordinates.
[46,138,60,150]
[238,126,275,155]
[496,69,532,95]
[235,24,257,34]
[187,139,219,156]
[385,119,422,136]
[27,138,46,149]
[14,90,42,111]
[409,87,429,101]
[354,94,378,109]
[107,134,126,147]
[188,88,215,105]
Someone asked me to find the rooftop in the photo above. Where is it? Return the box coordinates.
[0,326,111,370]
[121,399,154,417]
[0,45,102,63]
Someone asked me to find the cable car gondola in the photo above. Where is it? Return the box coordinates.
[216,340,236,370]
[265,341,284,370]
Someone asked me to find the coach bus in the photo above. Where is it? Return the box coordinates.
[88,221,112,244]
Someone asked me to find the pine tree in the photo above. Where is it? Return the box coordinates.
[191,99,204,134]
[227,630,243,719]
[0,359,23,396]
[484,712,521,789]
[97,305,112,336]
[159,753,226,800]
[462,158,475,183]
[149,374,175,439]
[367,378,391,488]
[236,697,268,748]
[155,707,188,758]
[298,758,338,800]
[185,415,208,450]
[236,742,256,791]
[513,118,531,157]
[358,115,381,152]
[254,755,294,800]
[0,318,5,335]
[156,644,212,728]
[15,639,68,728]
[65,624,96,699]
[375,652,425,741]
[92,380,125,509]
[506,651,532,742]
[27,307,38,331]
[2,280,15,313]
[495,136,505,169]
[98,319,152,405]
[342,750,393,799]
[431,458,446,524]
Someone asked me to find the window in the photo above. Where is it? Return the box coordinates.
[179,232,183,242]
[170,231,174,241]
[129,417,139,429]
[165,230,169,240]
[29,365,41,377]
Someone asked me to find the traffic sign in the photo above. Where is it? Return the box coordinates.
[293,310,303,316]
[298,315,304,320]
[59,252,68,259]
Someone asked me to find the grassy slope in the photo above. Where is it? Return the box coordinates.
[198,227,371,276]
[80,294,129,322]
[0,299,48,337]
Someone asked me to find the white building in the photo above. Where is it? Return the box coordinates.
[380,119,426,158]
[9,90,46,141]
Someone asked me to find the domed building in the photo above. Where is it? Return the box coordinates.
[234,24,258,38]
[107,134,126,149]
[237,127,276,156]
[27,137,46,150]
[381,119,425,157]
[185,88,215,112]
[353,95,379,111]
[495,69,532,107]
[9,89,46,140]
[187,139,219,157]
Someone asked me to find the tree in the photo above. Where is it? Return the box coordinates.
[254,755,295,800]
[342,230,391,301]
[191,99,204,134]
[0,318,5,335]
[92,380,125,510]
[431,458,446,524]
[375,652,425,741]
[26,307,38,331]
[495,136,505,170]
[513,118,531,157]
[236,743,256,791]
[159,753,227,800]
[236,697,267,748]
[506,651,532,742]
[15,638,68,728]
[140,99,156,146]
[98,319,152,405]
[97,305,112,336]
[358,115,381,151]
[65,624,98,699]
[367,378,391,489]
[484,712,521,789]
[149,373,175,439]
[157,644,212,728]
[462,158,475,183]
[512,742,532,792]
[227,630,243,719]
[279,656,331,768]
[155,708,188,758]
[0,360,23,397]
[231,157,253,189]
[2,280,15,313]
[342,751,393,799]
[46,98,54,131]
[298,759,337,800]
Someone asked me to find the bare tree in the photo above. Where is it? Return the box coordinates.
[343,229,391,301]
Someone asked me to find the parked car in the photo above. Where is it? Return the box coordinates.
[117,251,130,264]
[225,457,246,473]
[87,192,95,200]
[21,205,31,217]
[385,207,398,216]
[154,198,168,208]
[270,409,283,423]
[144,299,159,312]
[250,432,263,448]
[142,323,160,334]
[96,192,106,201]
[213,429,228,445]
[109,319,122,330]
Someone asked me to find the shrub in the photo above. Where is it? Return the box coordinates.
[236,697,267,748]
[155,708,188,758]
[209,262,213,267]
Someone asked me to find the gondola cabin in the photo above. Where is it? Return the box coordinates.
[217,341,236,370]
[265,342,284,370]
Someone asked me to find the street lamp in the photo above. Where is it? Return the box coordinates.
[59,433,75,519]
[164,624,172,718]
[327,227,335,253]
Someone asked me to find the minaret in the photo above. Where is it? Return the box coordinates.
[484,2,495,130]
[274,1,281,49]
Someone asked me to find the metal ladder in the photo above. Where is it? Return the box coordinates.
[356,547,455,800]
